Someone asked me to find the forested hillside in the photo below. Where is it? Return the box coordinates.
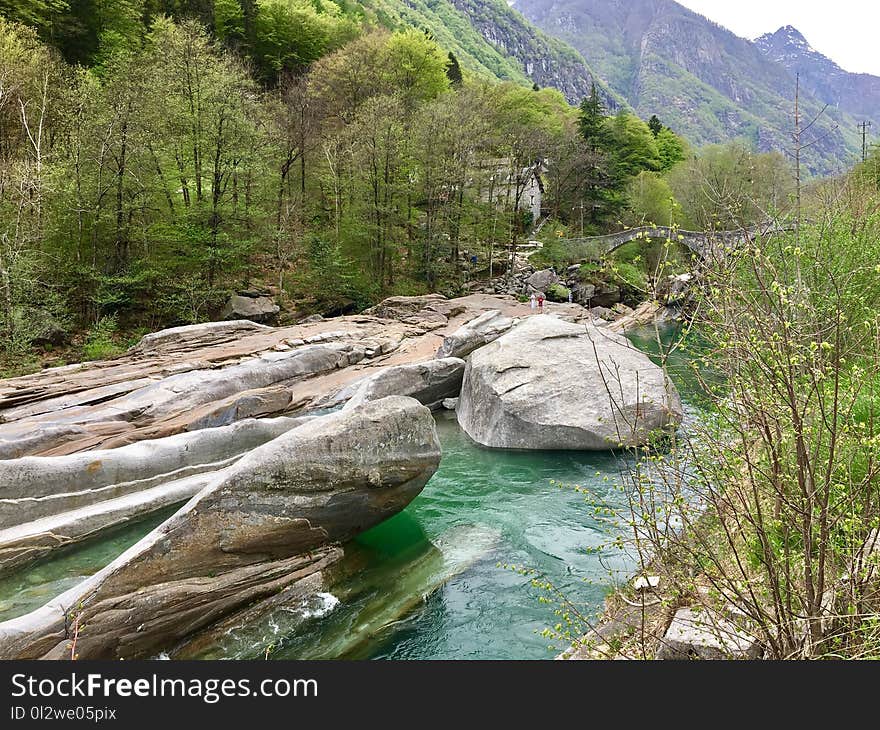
[0,3,703,375]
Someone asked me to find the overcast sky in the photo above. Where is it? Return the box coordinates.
[675,0,880,76]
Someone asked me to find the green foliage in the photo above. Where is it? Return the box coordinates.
[545,282,570,302]
[249,0,353,80]
[625,171,677,226]
[445,50,462,86]
[0,0,67,28]
[656,127,687,171]
[578,83,606,149]
[667,141,794,229]
[605,110,660,177]
[81,315,123,361]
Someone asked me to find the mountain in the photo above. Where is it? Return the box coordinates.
[755,25,880,128]
[361,0,611,104]
[511,0,861,173]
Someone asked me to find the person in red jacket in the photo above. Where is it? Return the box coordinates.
[537,293,545,311]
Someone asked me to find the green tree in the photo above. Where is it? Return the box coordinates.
[382,28,449,109]
[605,110,660,177]
[667,142,793,229]
[625,171,678,226]
[578,82,606,151]
[0,0,67,28]
[647,113,662,138]
[445,50,463,87]
[656,126,687,171]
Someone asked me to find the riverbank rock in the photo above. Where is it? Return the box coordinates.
[343,358,465,410]
[0,396,441,660]
[0,417,306,575]
[456,316,682,450]
[526,269,558,292]
[656,607,762,660]
[436,310,513,359]
[128,320,270,355]
[590,282,621,308]
[25,308,69,347]
[221,294,280,324]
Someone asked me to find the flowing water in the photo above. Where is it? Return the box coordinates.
[0,324,705,659]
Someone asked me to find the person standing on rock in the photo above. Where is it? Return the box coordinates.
[530,293,536,310]
[537,293,545,311]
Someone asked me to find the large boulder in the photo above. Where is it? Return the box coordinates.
[321,358,465,411]
[590,282,621,308]
[128,320,270,355]
[345,358,465,409]
[526,269,558,292]
[572,283,596,305]
[436,309,513,359]
[221,294,280,324]
[365,294,464,327]
[0,341,352,459]
[456,316,682,450]
[23,308,69,347]
[0,396,440,659]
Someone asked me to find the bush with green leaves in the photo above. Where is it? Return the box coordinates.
[81,315,123,362]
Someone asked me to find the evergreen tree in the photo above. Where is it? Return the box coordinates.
[648,113,663,138]
[578,83,606,151]
[445,50,462,87]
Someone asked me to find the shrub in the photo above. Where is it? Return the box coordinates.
[82,315,124,361]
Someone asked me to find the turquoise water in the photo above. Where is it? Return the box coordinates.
[204,323,704,660]
[0,324,701,660]
[0,507,179,623]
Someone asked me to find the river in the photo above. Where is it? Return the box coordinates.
[0,324,705,659]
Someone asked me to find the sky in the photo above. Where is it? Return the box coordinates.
[675,0,880,76]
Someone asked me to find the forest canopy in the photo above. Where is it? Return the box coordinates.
[0,3,792,374]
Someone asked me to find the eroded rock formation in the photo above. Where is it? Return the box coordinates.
[0,396,441,660]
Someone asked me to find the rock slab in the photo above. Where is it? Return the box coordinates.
[436,309,513,359]
[656,607,762,660]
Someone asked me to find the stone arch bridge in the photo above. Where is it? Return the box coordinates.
[543,222,794,261]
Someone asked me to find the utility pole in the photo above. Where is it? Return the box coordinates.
[858,120,873,162]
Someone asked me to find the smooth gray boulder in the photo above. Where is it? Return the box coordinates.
[656,607,762,660]
[221,294,280,324]
[456,316,682,450]
[526,269,558,292]
[572,283,596,305]
[0,396,440,660]
[320,358,465,411]
[436,310,513,359]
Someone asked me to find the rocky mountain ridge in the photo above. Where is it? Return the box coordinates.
[755,25,880,129]
[511,0,863,173]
